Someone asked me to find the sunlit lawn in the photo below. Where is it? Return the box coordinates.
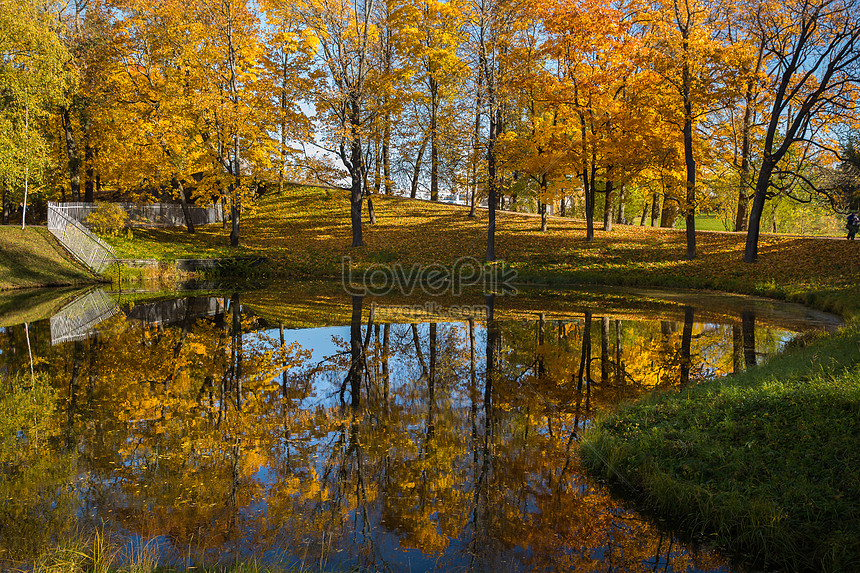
[105,185,860,317]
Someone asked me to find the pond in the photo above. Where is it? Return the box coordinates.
[0,283,840,572]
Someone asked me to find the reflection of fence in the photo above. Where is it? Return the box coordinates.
[53,202,223,228]
[50,288,119,345]
[126,296,226,326]
[47,203,117,274]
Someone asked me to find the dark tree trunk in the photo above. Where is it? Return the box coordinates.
[615,319,623,386]
[2,182,8,225]
[348,100,365,247]
[428,322,437,437]
[484,294,497,414]
[640,199,649,226]
[539,175,548,231]
[84,137,94,203]
[469,69,483,218]
[651,192,661,226]
[539,201,547,232]
[61,106,81,202]
[410,137,428,199]
[348,295,364,408]
[383,118,392,195]
[732,324,744,374]
[172,177,196,233]
[486,107,500,261]
[576,310,592,394]
[537,313,546,381]
[230,191,240,247]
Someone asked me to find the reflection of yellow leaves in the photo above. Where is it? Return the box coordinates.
[186,342,208,356]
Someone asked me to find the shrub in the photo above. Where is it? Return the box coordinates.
[84,203,127,236]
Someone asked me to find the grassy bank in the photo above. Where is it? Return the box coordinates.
[580,323,860,572]
[0,226,97,290]
[100,185,860,571]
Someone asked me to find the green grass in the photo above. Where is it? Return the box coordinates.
[20,532,311,573]
[674,213,732,231]
[581,321,860,572]
[0,227,98,290]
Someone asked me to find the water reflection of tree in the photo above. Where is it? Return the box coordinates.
[0,300,796,570]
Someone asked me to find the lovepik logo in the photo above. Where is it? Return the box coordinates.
[341,256,518,296]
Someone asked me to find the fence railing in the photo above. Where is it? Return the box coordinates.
[54,202,223,228]
[48,203,117,274]
[50,288,119,345]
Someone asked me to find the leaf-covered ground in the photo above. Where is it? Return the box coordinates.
[108,185,860,316]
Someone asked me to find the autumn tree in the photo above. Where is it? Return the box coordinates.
[646,0,746,258]
[0,0,68,224]
[260,0,317,194]
[743,0,860,262]
[536,0,647,240]
[300,0,381,247]
[105,0,208,232]
[187,0,273,248]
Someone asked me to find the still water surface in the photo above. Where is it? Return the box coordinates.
[0,284,840,572]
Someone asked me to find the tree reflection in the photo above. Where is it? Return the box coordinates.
[0,294,802,571]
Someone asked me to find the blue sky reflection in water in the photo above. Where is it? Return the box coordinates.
[0,286,838,572]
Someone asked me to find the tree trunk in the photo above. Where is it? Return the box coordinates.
[84,137,94,202]
[383,116,392,195]
[469,68,483,218]
[410,137,428,199]
[1,182,8,225]
[430,76,439,202]
[348,296,363,408]
[680,307,693,385]
[367,192,376,224]
[603,180,614,232]
[61,106,81,202]
[603,181,615,233]
[742,310,756,367]
[539,200,547,232]
[230,192,240,247]
[615,184,626,224]
[349,101,364,247]
[640,200,649,226]
[486,107,498,261]
[660,186,679,228]
[600,316,610,384]
[743,158,775,262]
[651,192,661,226]
[172,178,196,233]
